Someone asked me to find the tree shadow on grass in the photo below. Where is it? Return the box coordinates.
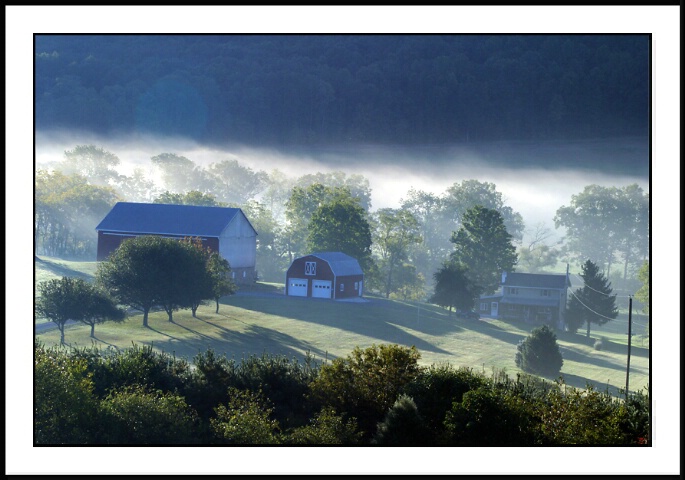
[146,325,183,342]
[34,257,93,281]
[559,344,632,371]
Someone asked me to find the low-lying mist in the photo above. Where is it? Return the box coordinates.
[35,131,649,244]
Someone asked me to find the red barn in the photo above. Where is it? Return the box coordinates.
[285,252,364,299]
[95,202,257,283]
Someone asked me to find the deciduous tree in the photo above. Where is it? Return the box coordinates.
[307,192,373,272]
[554,184,649,280]
[634,260,649,315]
[35,276,125,344]
[96,236,210,326]
[372,208,422,298]
[450,205,518,295]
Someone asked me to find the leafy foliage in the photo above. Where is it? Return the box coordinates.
[371,208,423,298]
[430,260,477,315]
[515,324,564,377]
[95,235,217,325]
[99,384,199,444]
[402,364,488,443]
[285,407,362,445]
[538,384,631,445]
[554,184,649,280]
[154,190,226,207]
[635,260,649,315]
[210,387,280,445]
[450,205,518,296]
[371,394,431,446]
[444,386,538,446]
[308,344,421,439]
[306,189,373,272]
[33,342,650,445]
[35,169,119,258]
[35,276,125,344]
[35,36,649,146]
[34,343,99,444]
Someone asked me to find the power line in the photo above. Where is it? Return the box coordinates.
[570,273,633,298]
[568,289,620,321]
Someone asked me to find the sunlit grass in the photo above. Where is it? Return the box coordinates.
[34,255,649,396]
[35,291,649,397]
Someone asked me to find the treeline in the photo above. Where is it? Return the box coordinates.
[35,144,650,305]
[35,341,650,446]
[34,35,649,146]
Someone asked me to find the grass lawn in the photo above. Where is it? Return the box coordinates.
[35,289,650,398]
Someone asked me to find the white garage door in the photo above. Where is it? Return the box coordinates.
[288,278,308,297]
[312,279,332,299]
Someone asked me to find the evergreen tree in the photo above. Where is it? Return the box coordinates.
[566,259,619,337]
[515,324,564,378]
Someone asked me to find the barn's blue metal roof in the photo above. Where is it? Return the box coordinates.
[308,252,364,277]
[95,202,250,237]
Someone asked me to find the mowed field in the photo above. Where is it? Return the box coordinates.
[34,256,650,397]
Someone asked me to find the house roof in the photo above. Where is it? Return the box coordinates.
[95,202,252,237]
[305,252,364,277]
[503,272,570,289]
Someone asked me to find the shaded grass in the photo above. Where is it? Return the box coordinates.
[33,256,649,396]
[35,293,649,397]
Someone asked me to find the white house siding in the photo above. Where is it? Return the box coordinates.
[218,211,257,269]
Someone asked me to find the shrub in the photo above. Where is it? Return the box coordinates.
[402,363,488,443]
[443,386,538,446]
[538,383,628,445]
[285,407,363,445]
[74,343,193,398]
[34,343,99,444]
[98,384,200,444]
[371,395,432,446]
[593,337,605,351]
[210,387,280,444]
[233,352,320,430]
[515,325,564,377]
[308,344,421,440]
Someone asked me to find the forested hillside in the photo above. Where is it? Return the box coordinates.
[35,35,649,146]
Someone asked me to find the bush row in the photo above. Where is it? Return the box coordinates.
[34,340,650,446]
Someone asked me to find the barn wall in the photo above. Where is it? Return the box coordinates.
[219,212,257,270]
[96,232,219,261]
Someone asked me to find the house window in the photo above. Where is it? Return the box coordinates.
[540,289,550,296]
[354,282,358,290]
[340,283,344,292]
[232,272,236,279]
[480,302,488,311]
[507,287,519,295]
[305,262,316,275]
[243,271,246,278]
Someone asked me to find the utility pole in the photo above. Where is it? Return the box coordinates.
[625,296,633,399]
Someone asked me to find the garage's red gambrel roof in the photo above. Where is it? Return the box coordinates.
[95,202,256,237]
